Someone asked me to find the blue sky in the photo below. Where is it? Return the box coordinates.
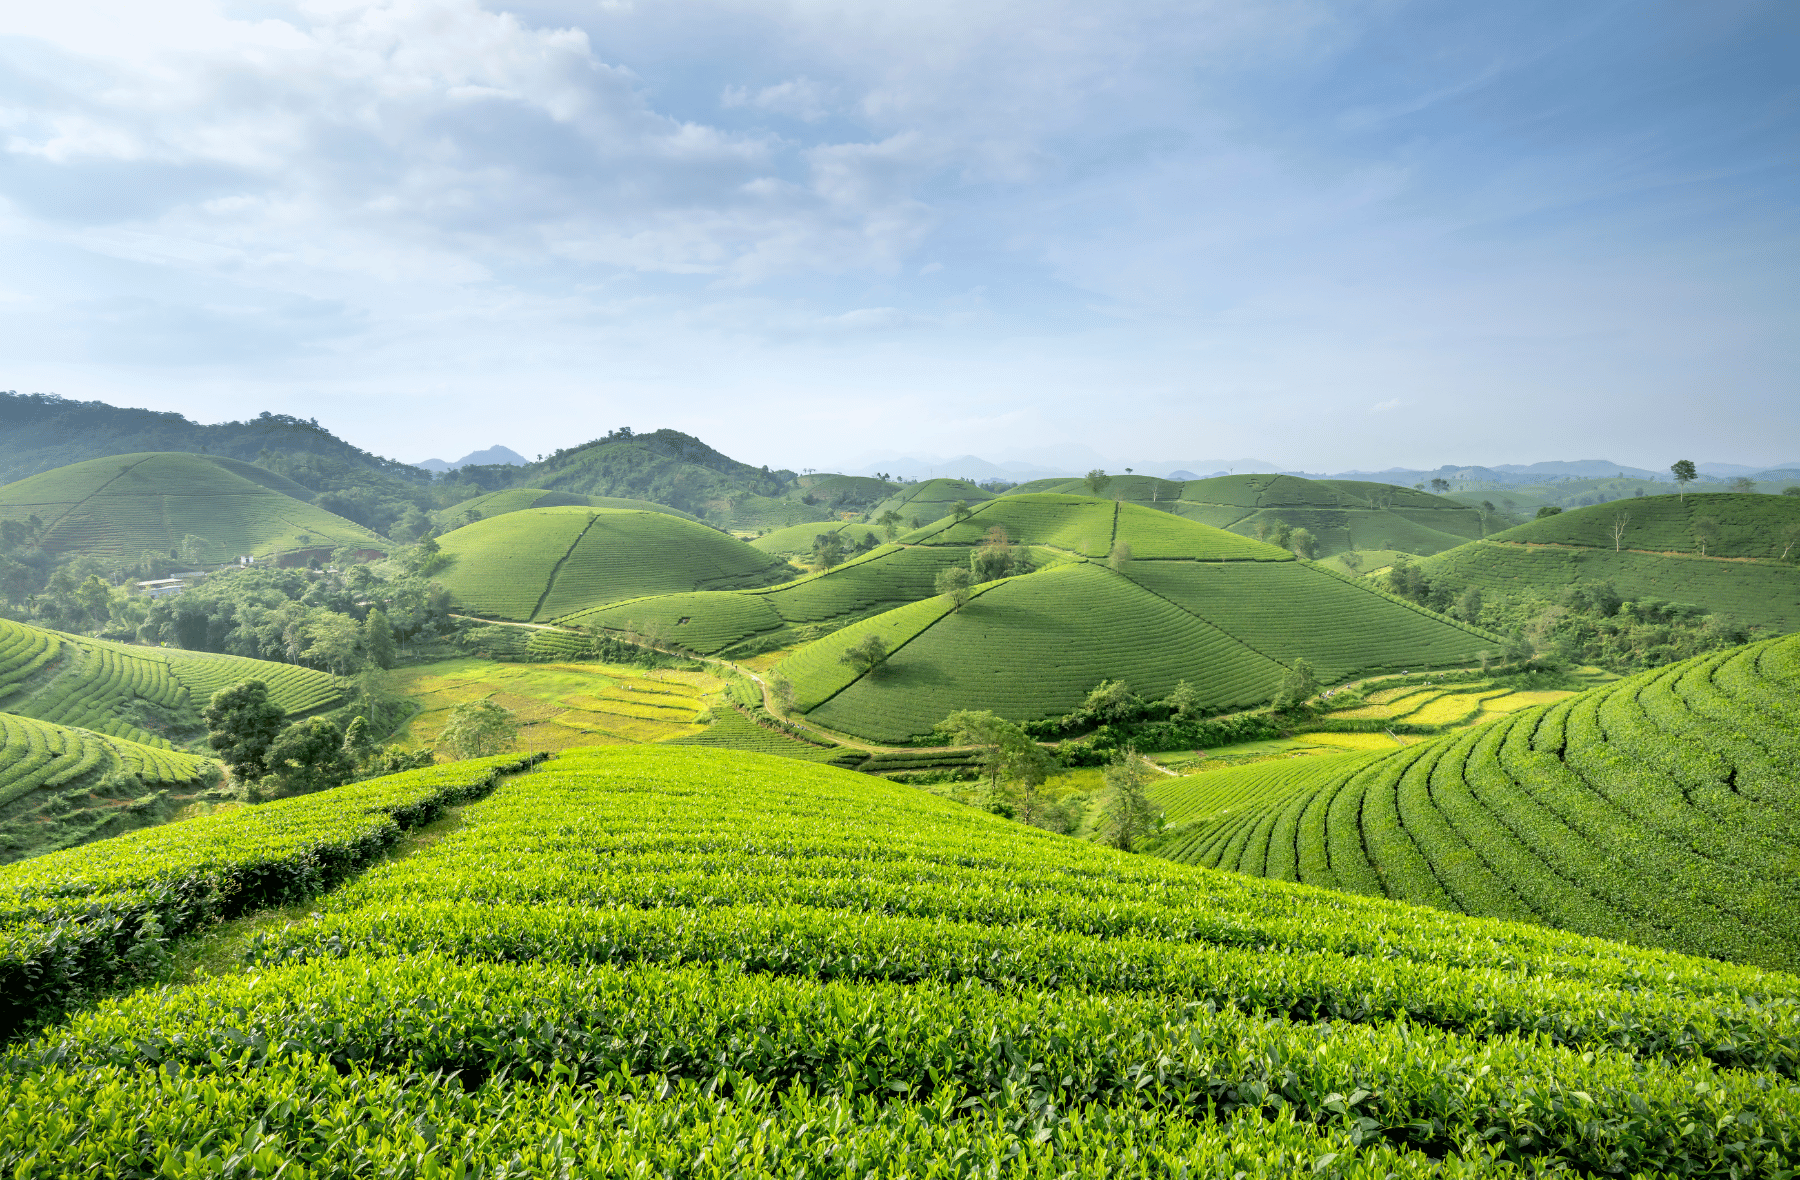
[0,0,1793,472]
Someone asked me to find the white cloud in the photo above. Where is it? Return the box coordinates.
[720,76,833,122]
[1368,398,1403,413]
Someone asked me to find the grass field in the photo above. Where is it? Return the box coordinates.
[433,488,699,529]
[4,744,1797,1175]
[384,657,720,752]
[434,507,789,622]
[0,452,381,561]
[0,618,342,749]
[1418,537,1800,633]
[1149,634,1800,972]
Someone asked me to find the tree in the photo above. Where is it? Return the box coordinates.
[1455,585,1483,624]
[950,500,973,525]
[877,509,904,541]
[1536,506,1563,519]
[839,633,888,675]
[203,680,286,784]
[1670,459,1697,502]
[304,612,363,675]
[1339,550,1363,574]
[442,698,519,760]
[341,715,378,767]
[938,710,1058,818]
[1783,486,1800,497]
[1108,540,1132,572]
[265,717,353,797]
[1269,520,1293,550]
[811,531,847,571]
[1691,515,1720,557]
[1164,679,1204,719]
[1429,478,1450,494]
[1288,528,1317,560]
[1082,678,1143,723]
[362,609,397,670]
[1780,522,1800,562]
[934,565,974,611]
[1729,476,1756,492]
[768,674,797,714]
[972,525,1028,581]
[1610,510,1631,551]
[1083,469,1111,496]
[1097,748,1159,851]
[1272,659,1317,713]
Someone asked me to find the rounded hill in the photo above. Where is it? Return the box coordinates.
[434,507,790,622]
[433,488,699,530]
[1417,493,1800,634]
[772,497,1497,743]
[0,452,381,562]
[1150,635,1800,972]
[870,478,995,525]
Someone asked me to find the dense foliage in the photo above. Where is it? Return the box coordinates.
[4,745,1797,1175]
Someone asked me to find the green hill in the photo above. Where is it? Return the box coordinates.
[767,496,1495,742]
[5,745,1798,1176]
[749,518,883,556]
[432,488,699,530]
[871,477,996,525]
[0,393,430,490]
[0,452,383,562]
[0,618,342,748]
[434,507,790,622]
[1150,634,1800,972]
[1007,473,1487,557]
[1415,494,1800,634]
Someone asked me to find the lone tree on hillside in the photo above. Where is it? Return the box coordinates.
[1288,528,1317,560]
[442,699,519,760]
[1084,469,1112,495]
[1536,506,1563,519]
[839,633,888,675]
[1730,476,1756,492]
[812,531,847,570]
[937,709,1059,819]
[935,565,974,611]
[877,509,904,541]
[1610,510,1632,551]
[1430,478,1450,494]
[264,717,354,798]
[1098,748,1160,852]
[1670,459,1697,502]
[204,681,286,785]
[1108,540,1132,572]
[1691,516,1721,557]
[1272,659,1318,714]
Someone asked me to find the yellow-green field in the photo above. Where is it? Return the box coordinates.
[385,659,724,753]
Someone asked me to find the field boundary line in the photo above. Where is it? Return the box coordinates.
[526,513,605,623]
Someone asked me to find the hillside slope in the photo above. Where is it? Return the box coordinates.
[0,452,383,561]
[432,488,699,530]
[1416,493,1800,634]
[1007,473,1487,557]
[4,745,1797,1176]
[1150,634,1800,972]
[434,507,789,622]
[0,618,342,749]
[772,496,1496,742]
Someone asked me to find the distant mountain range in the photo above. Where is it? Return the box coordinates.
[415,446,529,472]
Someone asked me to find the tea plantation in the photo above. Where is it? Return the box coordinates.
[1006,474,1486,557]
[0,618,342,749]
[0,452,381,560]
[433,507,790,622]
[1151,634,1800,972]
[433,487,699,529]
[2,744,1797,1175]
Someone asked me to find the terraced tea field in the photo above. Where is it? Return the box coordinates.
[1495,491,1800,558]
[1150,634,1800,971]
[3,744,1796,1175]
[384,657,720,752]
[0,452,380,560]
[0,619,342,748]
[435,507,789,622]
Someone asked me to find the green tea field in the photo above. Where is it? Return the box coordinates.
[0,452,382,561]
[1150,634,1800,971]
[433,487,699,529]
[0,618,342,749]
[2,745,1796,1175]
[433,507,790,621]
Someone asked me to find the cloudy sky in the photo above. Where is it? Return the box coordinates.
[0,0,1794,472]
